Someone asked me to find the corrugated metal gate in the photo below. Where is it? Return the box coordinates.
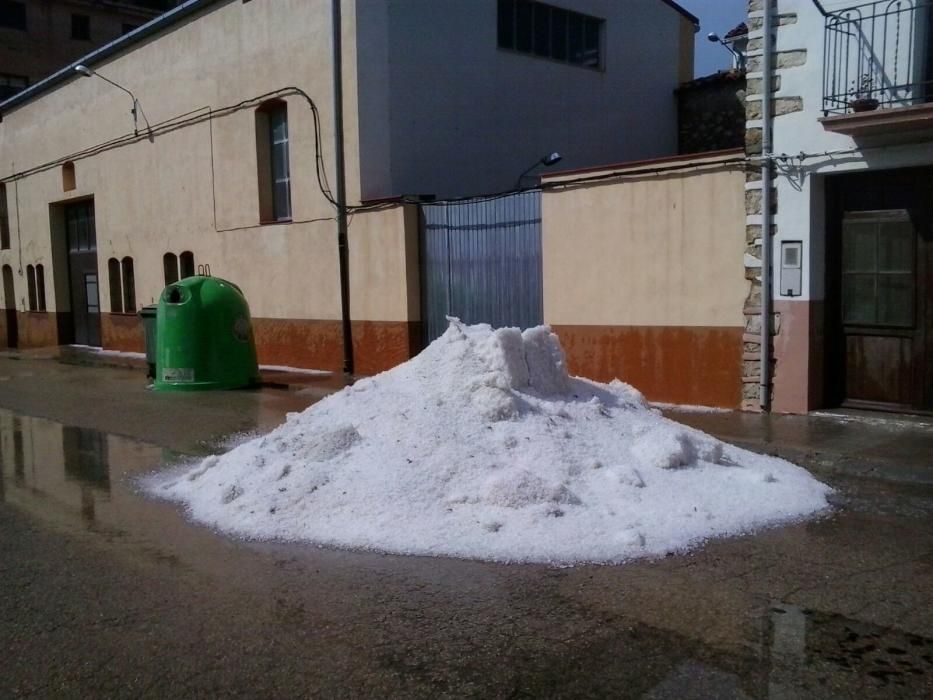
[420,190,543,343]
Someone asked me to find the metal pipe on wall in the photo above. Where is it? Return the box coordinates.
[332,0,354,376]
[760,0,774,411]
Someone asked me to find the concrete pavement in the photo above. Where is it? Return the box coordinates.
[0,357,931,698]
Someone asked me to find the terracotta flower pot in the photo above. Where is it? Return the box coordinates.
[850,97,880,113]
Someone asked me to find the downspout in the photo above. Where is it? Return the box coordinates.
[760,0,774,411]
[332,0,354,376]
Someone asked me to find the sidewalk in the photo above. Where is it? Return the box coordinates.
[0,343,352,397]
[0,347,929,484]
[666,407,933,486]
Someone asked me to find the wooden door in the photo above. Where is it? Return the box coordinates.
[65,201,101,347]
[840,211,921,408]
[827,168,933,413]
[2,264,16,348]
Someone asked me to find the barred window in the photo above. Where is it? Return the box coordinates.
[256,100,292,222]
[110,257,136,312]
[497,0,603,69]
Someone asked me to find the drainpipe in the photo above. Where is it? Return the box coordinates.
[760,0,774,411]
[332,0,353,376]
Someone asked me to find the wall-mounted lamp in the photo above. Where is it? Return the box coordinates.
[707,33,746,70]
[74,63,151,137]
[516,152,563,189]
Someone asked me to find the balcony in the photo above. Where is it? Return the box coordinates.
[821,0,933,136]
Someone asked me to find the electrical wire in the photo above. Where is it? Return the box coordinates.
[1,87,351,211]
[1,85,411,217]
[3,84,900,218]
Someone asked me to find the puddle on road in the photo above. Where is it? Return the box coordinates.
[1,408,932,698]
[768,603,933,697]
[0,409,184,528]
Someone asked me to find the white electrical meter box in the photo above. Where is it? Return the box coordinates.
[780,241,802,297]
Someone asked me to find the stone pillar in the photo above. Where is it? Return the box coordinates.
[741,0,804,411]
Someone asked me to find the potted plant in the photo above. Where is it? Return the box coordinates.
[849,73,880,112]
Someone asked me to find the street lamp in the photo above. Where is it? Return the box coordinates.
[516,151,563,189]
[707,33,745,70]
[74,63,151,136]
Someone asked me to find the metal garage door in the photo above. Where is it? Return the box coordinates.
[420,191,543,343]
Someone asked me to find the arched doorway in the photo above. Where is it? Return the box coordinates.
[2,264,17,348]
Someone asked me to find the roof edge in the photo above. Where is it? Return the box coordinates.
[659,0,700,26]
[0,0,223,116]
[541,148,745,180]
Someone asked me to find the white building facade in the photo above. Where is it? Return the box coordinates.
[745,0,933,413]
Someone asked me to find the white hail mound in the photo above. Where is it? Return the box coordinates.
[152,321,832,564]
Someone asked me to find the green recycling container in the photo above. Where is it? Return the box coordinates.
[139,304,158,379]
[154,276,259,391]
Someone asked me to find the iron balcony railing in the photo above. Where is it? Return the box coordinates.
[823,0,933,115]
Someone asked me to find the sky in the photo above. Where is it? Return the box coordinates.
[675,0,749,77]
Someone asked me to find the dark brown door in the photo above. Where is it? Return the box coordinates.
[2,264,17,348]
[65,201,101,347]
[827,169,933,412]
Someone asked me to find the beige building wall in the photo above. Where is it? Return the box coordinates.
[541,150,747,407]
[0,0,420,372]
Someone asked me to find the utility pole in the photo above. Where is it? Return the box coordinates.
[332,0,353,376]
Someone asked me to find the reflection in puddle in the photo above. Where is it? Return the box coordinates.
[0,409,166,527]
[13,415,24,484]
[769,603,933,696]
[63,426,110,490]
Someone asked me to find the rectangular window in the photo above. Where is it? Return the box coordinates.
[71,14,90,41]
[497,0,514,49]
[550,8,567,61]
[842,211,916,328]
[0,72,28,100]
[66,202,96,251]
[0,183,10,250]
[269,108,291,221]
[163,253,179,286]
[121,258,135,313]
[515,0,533,53]
[0,1,26,31]
[533,4,549,57]
[256,101,292,223]
[36,264,46,312]
[26,265,36,312]
[108,258,123,313]
[179,251,195,279]
[497,0,603,69]
[85,274,99,315]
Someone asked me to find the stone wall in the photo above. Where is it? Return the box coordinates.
[677,71,747,155]
[742,0,804,411]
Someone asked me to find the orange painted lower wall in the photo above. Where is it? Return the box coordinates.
[551,324,744,408]
[351,320,422,376]
[0,312,14,348]
[4,313,422,378]
[101,313,145,353]
[250,318,345,372]
[250,318,421,375]
[772,300,824,414]
[15,312,62,349]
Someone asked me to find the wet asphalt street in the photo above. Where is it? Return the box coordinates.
[0,357,931,698]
